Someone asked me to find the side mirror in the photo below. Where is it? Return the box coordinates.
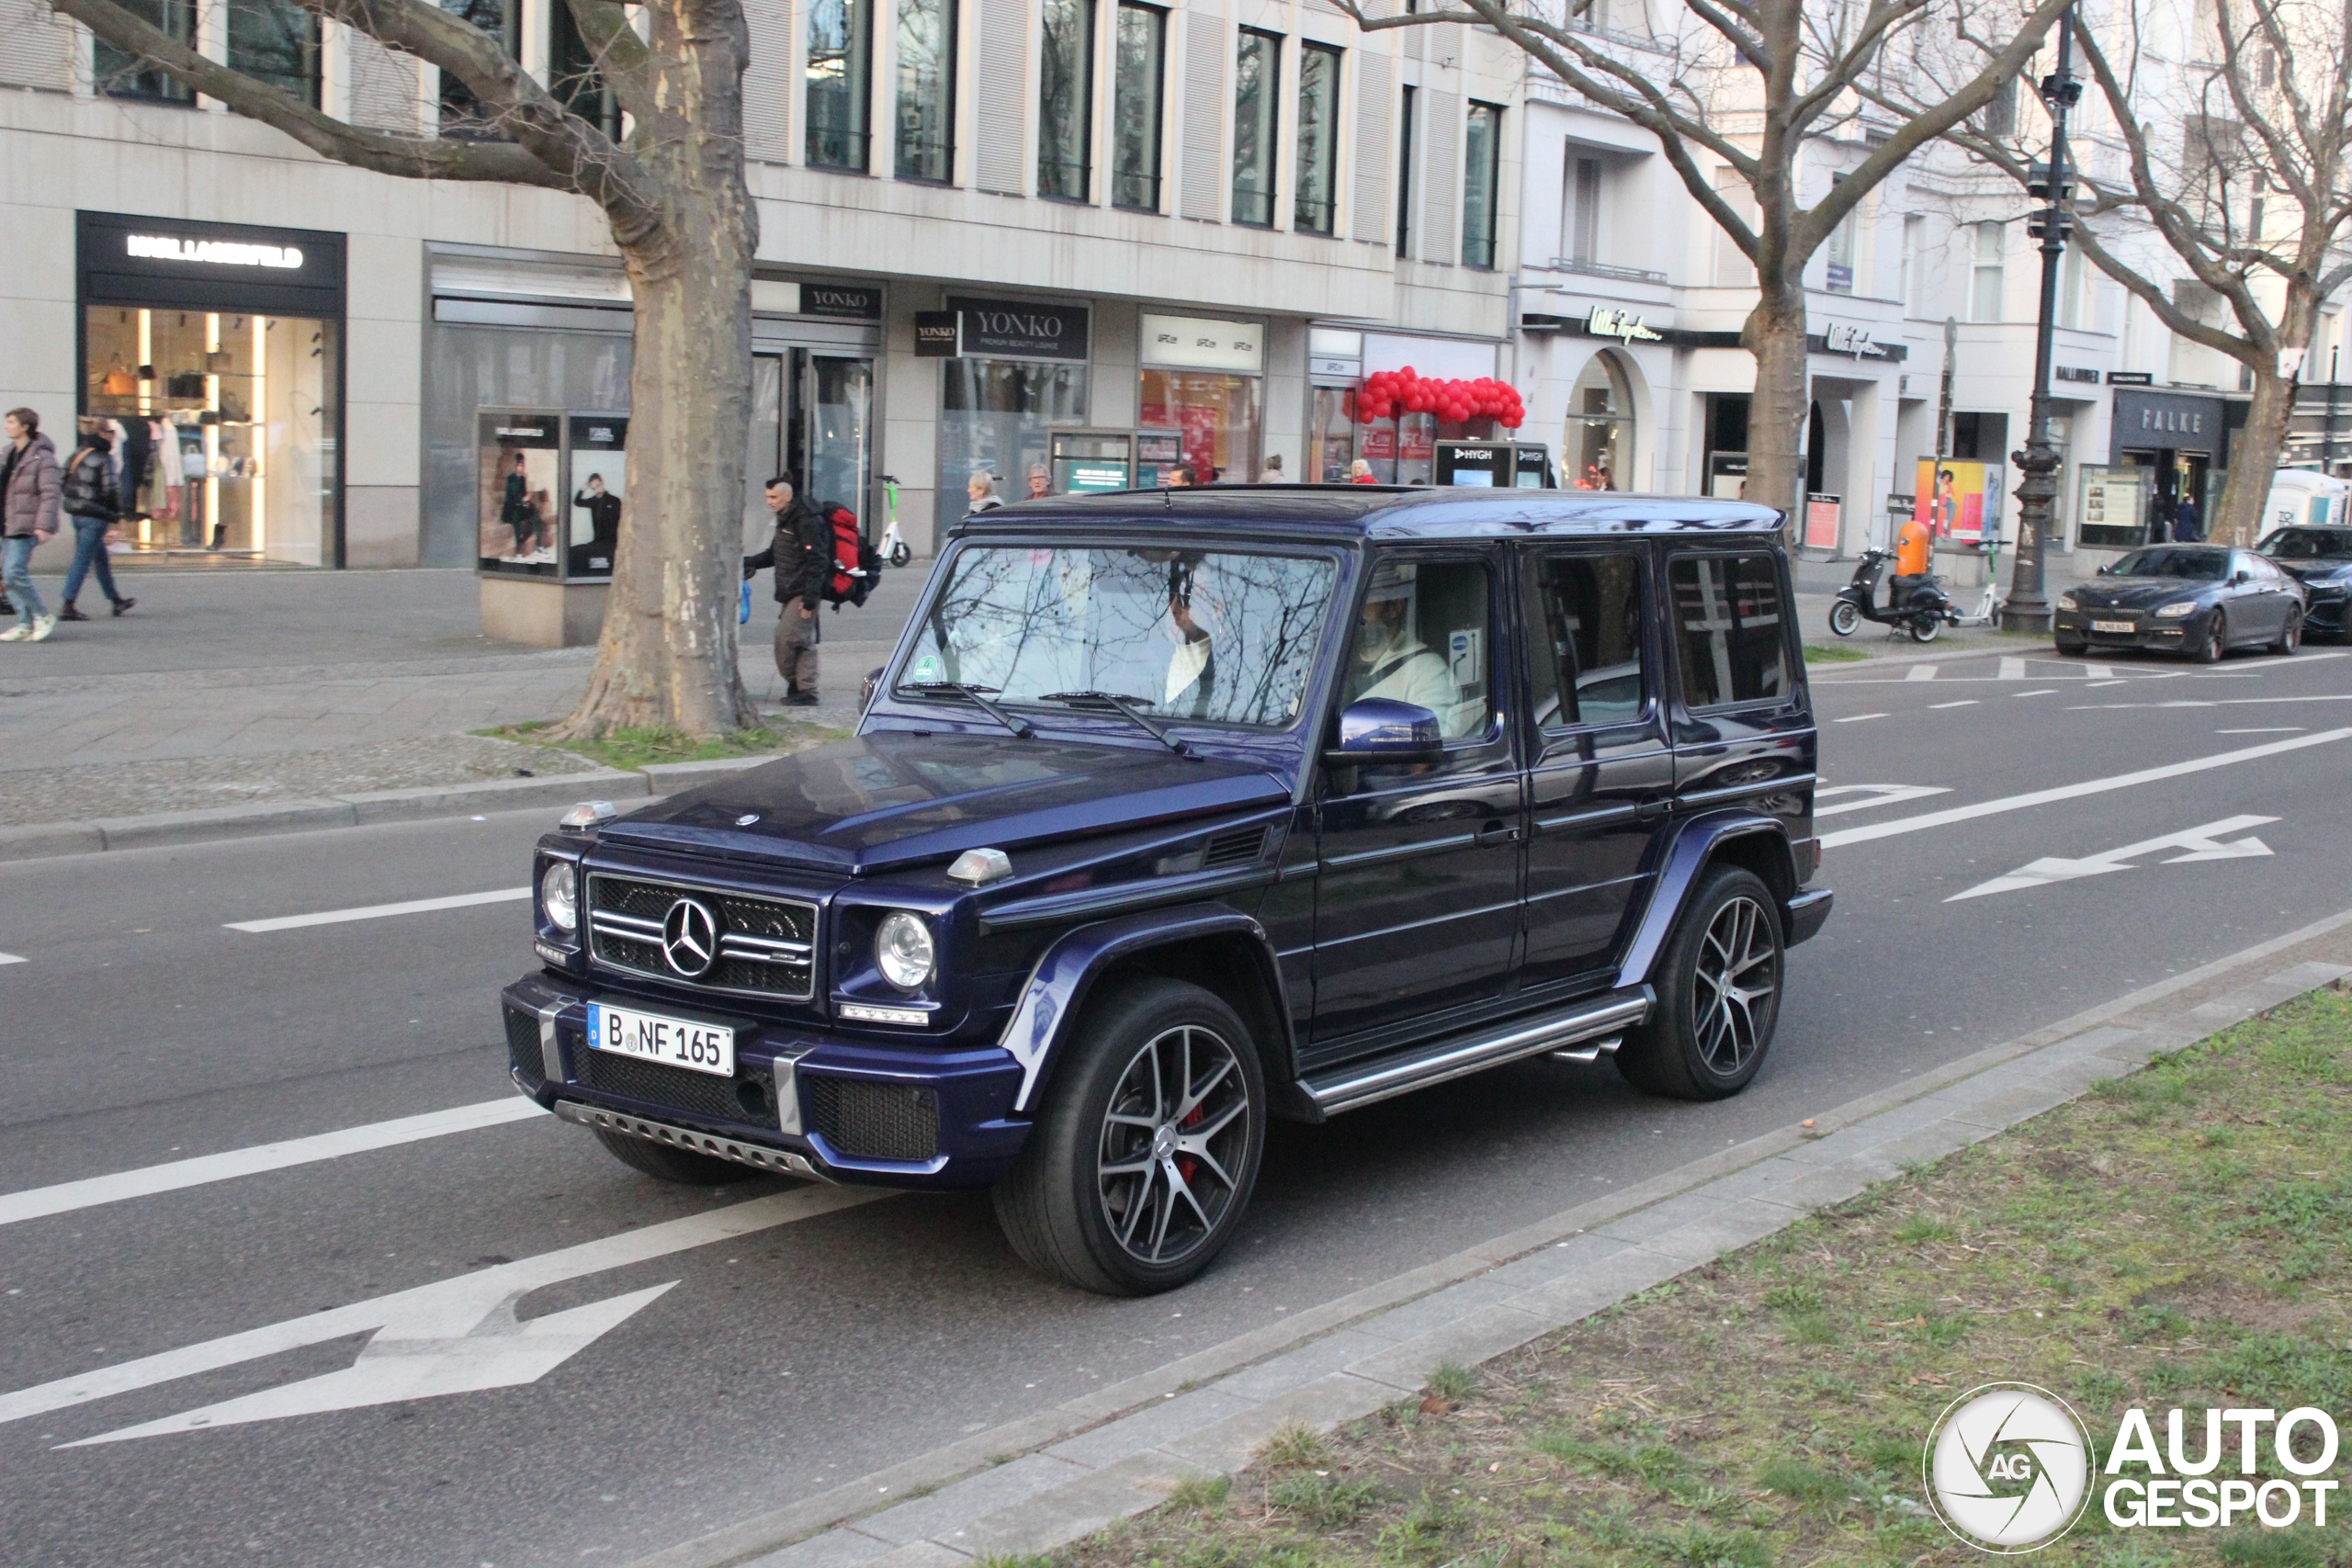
[861,666,885,707]
[1326,697,1443,765]
[2233,570,2253,584]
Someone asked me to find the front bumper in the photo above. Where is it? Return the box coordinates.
[2301,590,2348,635]
[502,973,1030,1189]
[2052,606,2204,653]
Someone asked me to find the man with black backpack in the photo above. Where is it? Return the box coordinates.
[743,472,830,707]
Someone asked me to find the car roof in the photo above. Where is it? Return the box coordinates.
[953,484,1785,542]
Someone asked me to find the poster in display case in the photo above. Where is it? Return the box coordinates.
[2076,464,2151,549]
[566,414,627,579]
[477,410,563,577]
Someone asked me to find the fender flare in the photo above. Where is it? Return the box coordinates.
[1613,810,1797,993]
[998,903,1294,1114]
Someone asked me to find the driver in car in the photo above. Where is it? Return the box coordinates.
[1346,561,1460,719]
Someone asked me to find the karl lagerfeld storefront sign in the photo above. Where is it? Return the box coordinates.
[947,297,1091,362]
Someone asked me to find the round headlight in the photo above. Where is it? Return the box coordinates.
[538,861,578,934]
[876,911,936,990]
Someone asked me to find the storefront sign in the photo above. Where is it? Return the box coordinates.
[1819,321,1884,357]
[1804,492,1843,549]
[2107,370,2154,386]
[1584,307,1662,344]
[1310,356,1362,379]
[914,311,961,357]
[126,233,303,268]
[2054,366,2101,384]
[1141,314,1264,373]
[800,283,881,320]
[950,297,1090,361]
[80,210,345,316]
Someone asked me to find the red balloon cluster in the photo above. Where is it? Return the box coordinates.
[1358,367,1525,429]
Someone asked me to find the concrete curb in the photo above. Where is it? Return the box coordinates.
[619,938,2352,1568]
[0,754,795,863]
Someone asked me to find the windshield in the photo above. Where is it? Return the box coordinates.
[2260,528,2352,561]
[2111,547,2226,581]
[899,545,1340,729]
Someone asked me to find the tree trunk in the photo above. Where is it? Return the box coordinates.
[1741,279,1811,535]
[2211,366,2295,547]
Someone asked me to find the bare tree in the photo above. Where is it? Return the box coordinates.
[56,0,760,737]
[1338,0,2071,519]
[1920,0,2352,545]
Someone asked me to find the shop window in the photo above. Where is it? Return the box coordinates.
[1111,3,1165,210]
[895,0,955,182]
[1461,102,1502,268]
[1565,354,1633,491]
[1970,220,2005,322]
[1524,551,1646,730]
[1395,85,1417,256]
[1231,28,1280,227]
[439,0,518,137]
[1038,0,1095,199]
[1294,42,1341,236]
[550,0,619,139]
[1310,385,1358,482]
[96,0,196,103]
[227,0,321,107]
[1141,369,1261,483]
[940,359,1091,515]
[808,0,875,170]
[1669,554,1791,710]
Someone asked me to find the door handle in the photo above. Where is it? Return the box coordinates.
[1476,820,1521,847]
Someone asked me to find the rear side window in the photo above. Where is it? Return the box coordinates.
[1523,550,1646,729]
[1668,554,1792,709]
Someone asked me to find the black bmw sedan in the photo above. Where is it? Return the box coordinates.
[2257,525,2352,640]
[2052,544,2305,660]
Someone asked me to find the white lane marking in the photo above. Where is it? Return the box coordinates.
[0,1099,547,1228]
[1998,657,2028,681]
[0,953,24,966]
[1905,664,1940,682]
[227,886,531,933]
[1818,728,2352,850]
[1813,784,1953,818]
[1928,699,1979,709]
[4,1187,890,1443]
[1835,712,1887,723]
[2069,694,2352,712]
[2013,688,2060,697]
[1949,815,2278,901]
[2085,664,2117,678]
[2217,727,2305,734]
[2087,679,2129,688]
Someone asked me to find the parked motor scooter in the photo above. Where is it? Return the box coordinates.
[1827,548,1959,643]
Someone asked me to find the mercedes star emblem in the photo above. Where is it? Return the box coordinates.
[661,897,720,977]
[735,813,762,827]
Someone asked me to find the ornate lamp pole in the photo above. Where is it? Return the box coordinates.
[2003,8,2082,633]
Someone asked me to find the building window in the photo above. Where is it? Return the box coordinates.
[1976,76,2018,137]
[1565,353,1633,491]
[224,0,322,107]
[808,0,875,170]
[1970,220,2005,321]
[1462,101,1502,268]
[1232,28,1280,228]
[1900,214,1926,314]
[96,0,197,103]
[550,0,619,138]
[437,0,519,136]
[1563,154,1600,265]
[1038,0,1095,199]
[1294,42,1341,235]
[1823,175,1856,293]
[895,0,956,182]
[1396,85,1417,255]
[1112,3,1165,210]
[2058,240,2089,329]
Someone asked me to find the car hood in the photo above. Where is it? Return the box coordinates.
[595,730,1291,874]
[2272,558,2352,581]
[2074,576,2215,609]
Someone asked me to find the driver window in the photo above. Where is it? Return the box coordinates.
[1343,558,1491,740]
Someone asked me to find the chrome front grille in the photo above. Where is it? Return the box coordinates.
[586,873,818,1000]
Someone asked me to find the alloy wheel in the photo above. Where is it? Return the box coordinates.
[1096,1024,1252,1266]
[1690,896,1779,1076]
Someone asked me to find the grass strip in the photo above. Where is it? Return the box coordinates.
[1055,987,2352,1568]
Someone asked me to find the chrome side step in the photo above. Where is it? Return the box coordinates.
[1301,990,1652,1115]
[553,1100,831,1181]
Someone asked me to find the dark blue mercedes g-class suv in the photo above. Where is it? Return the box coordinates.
[503,487,1830,1294]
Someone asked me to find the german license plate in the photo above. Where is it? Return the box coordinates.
[2091,620,2134,634]
[586,1002,735,1077]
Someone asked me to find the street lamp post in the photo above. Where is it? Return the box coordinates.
[2003,8,2082,633]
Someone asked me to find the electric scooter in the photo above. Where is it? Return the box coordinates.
[877,475,912,568]
[1827,549,1961,643]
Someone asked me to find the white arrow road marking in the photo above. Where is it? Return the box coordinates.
[226,886,531,933]
[1,1186,890,1441]
[1813,784,1954,818]
[1947,815,2278,901]
[0,1098,546,1228]
[0,953,24,966]
[1818,728,2352,849]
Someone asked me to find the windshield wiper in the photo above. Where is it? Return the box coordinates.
[1039,691,1192,756]
[897,682,1035,739]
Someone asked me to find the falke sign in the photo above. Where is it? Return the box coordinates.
[948,297,1091,361]
[1584,307,1662,344]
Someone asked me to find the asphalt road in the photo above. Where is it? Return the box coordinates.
[6,637,2351,1567]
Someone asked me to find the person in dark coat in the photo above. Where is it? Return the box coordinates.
[60,421,134,621]
[2171,493,2202,543]
[742,471,830,705]
[571,472,623,566]
[2,408,62,640]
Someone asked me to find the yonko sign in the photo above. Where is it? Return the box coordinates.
[1924,1385,2344,1552]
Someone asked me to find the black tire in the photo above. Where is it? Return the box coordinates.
[2271,609,2301,656]
[1616,866,1784,1101]
[889,542,911,568]
[993,977,1266,1295]
[1908,615,1941,643]
[1827,601,1861,637]
[2053,635,2088,657]
[2194,612,2228,663]
[593,1126,746,1185]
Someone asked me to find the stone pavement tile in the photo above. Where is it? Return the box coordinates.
[1478,1235,1634,1295]
[1757,1156,1898,1213]
[1044,1388,1257,1470]
[738,1528,899,1568]
[1513,1243,1690,1321]
[854,1453,1089,1547]
[1344,1303,1555,1393]
[1633,1198,1796,1264]
[1865,1119,1978,1170]
[1207,1329,1397,1399]
[1593,1189,1730,1244]
[1690,1155,1812,1205]
[865,1543,976,1568]
[1160,1372,1403,1473]
[947,1449,1217,1560]
[1941,1083,2078,1132]
[2021,1054,2129,1099]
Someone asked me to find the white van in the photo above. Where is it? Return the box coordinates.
[2265,468,2351,533]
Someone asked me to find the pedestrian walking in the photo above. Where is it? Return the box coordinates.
[2,406,62,642]
[60,419,135,621]
[1258,455,1285,483]
[2171,492,2202,543]
[964,471,1003,516]
[742,471,830,707]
